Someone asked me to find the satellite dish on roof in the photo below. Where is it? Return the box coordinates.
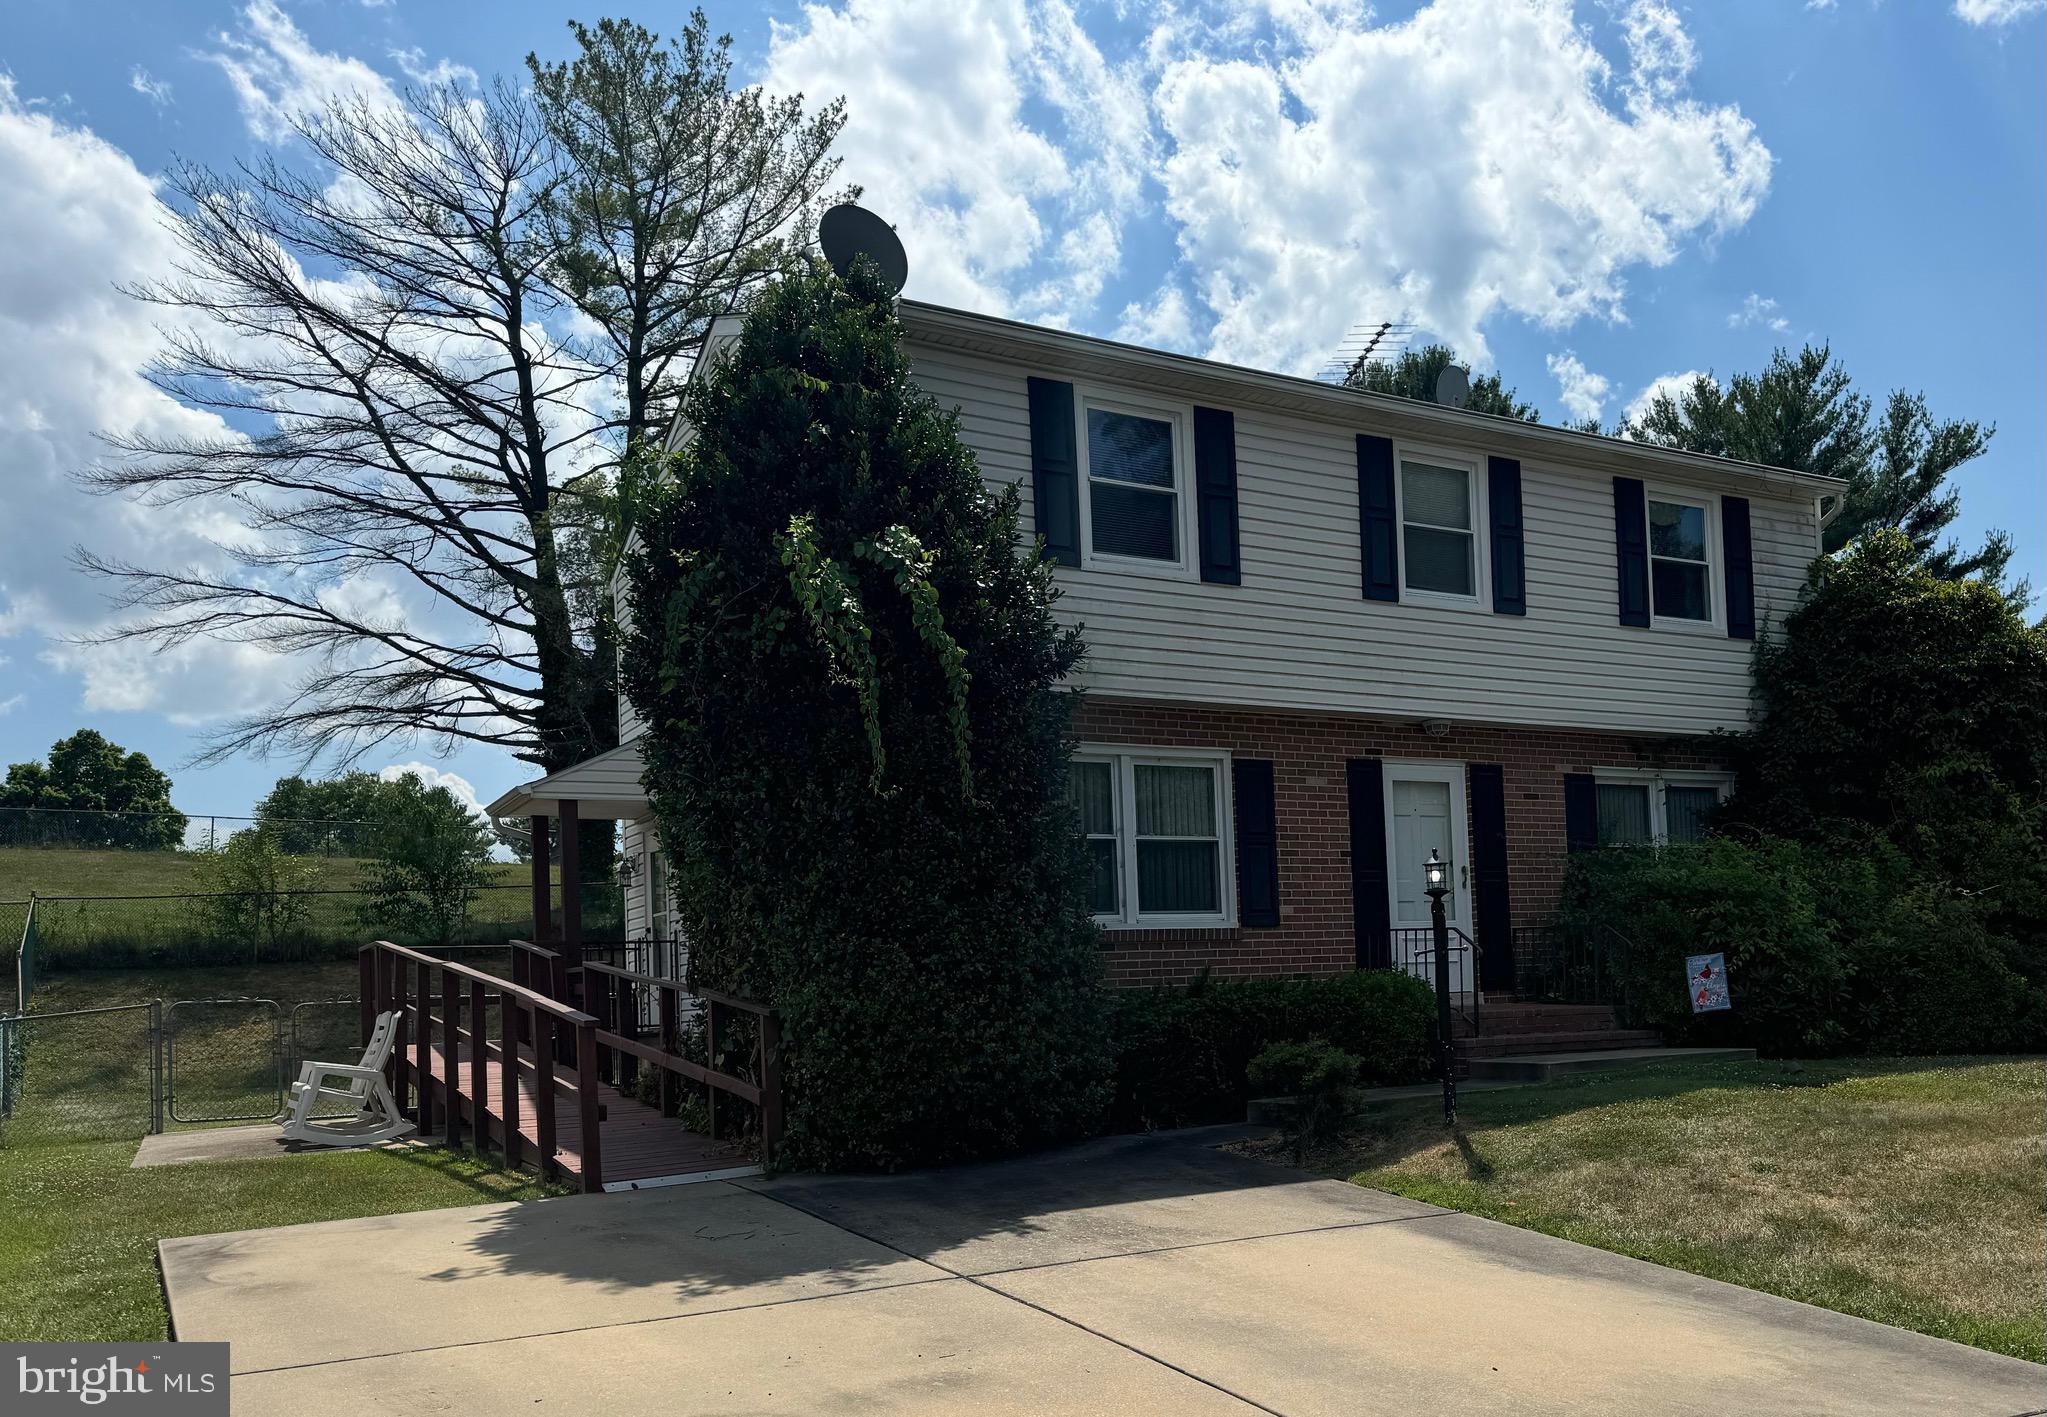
[1433,364,1471,409]
[819,204,909,294]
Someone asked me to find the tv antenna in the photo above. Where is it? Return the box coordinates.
[1318,318,1417,384]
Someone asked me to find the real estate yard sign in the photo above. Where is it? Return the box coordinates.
[1687,953,1731,1013]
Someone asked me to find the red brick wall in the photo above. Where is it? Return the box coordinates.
[1072,697,1726,987]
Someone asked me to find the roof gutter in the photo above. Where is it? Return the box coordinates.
[900,300,1849,501]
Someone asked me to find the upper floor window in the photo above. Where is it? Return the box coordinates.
[1398,450,1484,603]
[1595,772,1730,846]
[1079,395,1193,574]
[1648,494,1714,623]
[1067,747,1233,927]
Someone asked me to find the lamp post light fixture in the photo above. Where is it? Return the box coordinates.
[1423,848,1457,1125]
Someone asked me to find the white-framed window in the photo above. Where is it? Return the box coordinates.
[1594,771,1732,847]
[1067,746,1234,928]
[1645,491,1716,625]
[647,850,670,940]
[1396,445,1487,605]
[1077,390,1197,577]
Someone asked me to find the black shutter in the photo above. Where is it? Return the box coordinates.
[1027,377,1080,566]
[1346,759,1391,967]
[1469,764,1515,993]
[1723,495,1755,640]
[1488,456,1526,616]
[1563,773,1598,854]
[1613,477,1650,627]
[1193,407,1241,585]
[1356,435,1400,602]
[1232,758,1279,927]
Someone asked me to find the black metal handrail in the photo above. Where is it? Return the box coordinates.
[1369,925,1482,1038]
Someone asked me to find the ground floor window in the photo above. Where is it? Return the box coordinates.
[1067,747,1233,928]
[1595,772,1732,846]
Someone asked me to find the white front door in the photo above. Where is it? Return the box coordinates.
[1385,763,1473,994]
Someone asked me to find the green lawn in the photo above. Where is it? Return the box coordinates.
[0,845,541,900]
[1273,1057,2047,1363]
[0,1138,559,1341]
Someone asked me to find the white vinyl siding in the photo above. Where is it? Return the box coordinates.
[909,342,1815,738]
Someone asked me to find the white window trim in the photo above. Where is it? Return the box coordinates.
[1074,744,1235,929]
[1074,387,1200,580]
[1592,769,1733,846]
[1392,440,1490,610]
[1644,487,1721,633]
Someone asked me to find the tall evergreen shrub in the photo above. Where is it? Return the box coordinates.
[621,260,1109,1169]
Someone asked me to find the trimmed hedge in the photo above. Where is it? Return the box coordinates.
[1110,969,1435,1131]
[1559,834,2047,1057]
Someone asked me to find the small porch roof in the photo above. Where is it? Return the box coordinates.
[486,741,650,821]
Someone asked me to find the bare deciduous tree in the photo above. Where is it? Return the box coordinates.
[76,22,847,803]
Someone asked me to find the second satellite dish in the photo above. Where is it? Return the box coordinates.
[819,204,909,294]
[1433,364,1471,410]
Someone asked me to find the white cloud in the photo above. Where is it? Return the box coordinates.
[379,762,488,820]
[128,67,173,109]
[1623,369,1711,426]
[1728,291,1789,331]
[0,76,303,727]
[388,46,478,89]
[0,693,23,717]
[764,0,1150,321]
[1148,0,1772,373]
[1954,0,2045,25]
[201,0,402,142]
[1546,351,1611,423]
[1115,285,1199,352]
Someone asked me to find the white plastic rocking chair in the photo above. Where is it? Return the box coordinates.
[280,1010,418,1147]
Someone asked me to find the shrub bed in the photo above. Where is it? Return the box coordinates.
[1559,835,2047,1057]
[1110,969,1435,1131]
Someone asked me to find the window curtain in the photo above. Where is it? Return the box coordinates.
[1596,784,1653,846]
[1665,786,1720,844]
[1135,764,1219,912]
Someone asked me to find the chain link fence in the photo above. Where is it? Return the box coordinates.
[0,806,384,855]
[0,1003,161,1145]
[0,884,622,972]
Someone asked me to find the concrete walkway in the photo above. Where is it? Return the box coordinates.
[160,1129,2046,1416]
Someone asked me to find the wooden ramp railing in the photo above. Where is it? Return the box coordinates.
[358,940,782,1189]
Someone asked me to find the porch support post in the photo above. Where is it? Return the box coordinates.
[528,814,553,943]
[559,797,583,972]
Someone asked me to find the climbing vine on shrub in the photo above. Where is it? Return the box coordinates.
[621,259,1110,1169]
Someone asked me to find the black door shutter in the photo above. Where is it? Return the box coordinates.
[1613,477,1650,627]
[1193,407,1241,586]
[1027,377,1080,566]
[1488,456,1526,616]
[1346,759,1391,966]
[1232,758,1279,927]
[1469,764,1516,993]
[1722,495,1755,640]
[1356,435,1400,602]
[1563,773,1598,853]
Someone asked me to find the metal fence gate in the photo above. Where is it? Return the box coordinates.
[165,999,286,1125]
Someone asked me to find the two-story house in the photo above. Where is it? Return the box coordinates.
[490,297,1841,998]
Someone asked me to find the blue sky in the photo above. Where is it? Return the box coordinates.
[1,0,2041,824]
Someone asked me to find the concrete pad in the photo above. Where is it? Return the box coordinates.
[1466,1046,1757,1082]
[986,1201,2047,1417]
[133,1126,299,1168]
[228,1278,1256,1417]
[161,1181,944,1373]
[745,1126,1446,1275]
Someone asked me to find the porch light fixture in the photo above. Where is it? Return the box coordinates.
[617,853,640,891]
[1423,849,1450,898]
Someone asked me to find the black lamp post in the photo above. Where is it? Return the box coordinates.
[1423,848,1457,1124]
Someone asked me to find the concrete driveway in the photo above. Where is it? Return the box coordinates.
[160,1129,2045,1416]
